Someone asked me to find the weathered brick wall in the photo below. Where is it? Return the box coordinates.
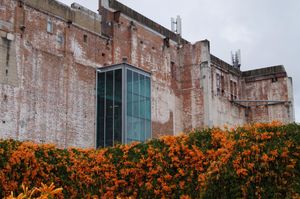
[1,0,195,147]
[242,66,294,123]
[0,0,19,140]
[0,0,294,148]
[208,55,246,127]
[180,42,205,131]
[111,13,186,137]
[0,0,105,148]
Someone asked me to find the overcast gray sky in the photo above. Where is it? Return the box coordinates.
[60,0,300,122]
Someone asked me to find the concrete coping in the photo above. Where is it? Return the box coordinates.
[108,0,189,44]
[210,54,241,75]
[242,65,287,78]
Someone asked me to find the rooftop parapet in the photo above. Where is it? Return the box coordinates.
[242,65,287,82]
[210,54,241,75]
[107,0,188,43]
[24,0,102,34]
[242,65,286,77]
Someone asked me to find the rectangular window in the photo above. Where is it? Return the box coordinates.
[83,34,88,43]
[96,64,151,148]
[47,19,53,33]
[230,80,237,100]
[233,82,237,99]
[126,69,151,143]
[230,80,234,100]
[57,35,64,44]
[221,75,225,95]
[216,73,221,95]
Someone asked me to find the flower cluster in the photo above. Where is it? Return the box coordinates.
[6,183,63,199]
[0,122,299,198]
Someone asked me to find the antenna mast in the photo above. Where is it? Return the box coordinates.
[231,49,241,69]
[171,15,182,36]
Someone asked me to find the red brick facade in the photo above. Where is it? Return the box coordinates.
[0,0,294,148]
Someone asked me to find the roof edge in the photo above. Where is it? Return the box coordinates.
[242,65,287,78]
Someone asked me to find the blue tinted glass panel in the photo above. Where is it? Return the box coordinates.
[145,77,151,98]
[126,69,151,143]
[133,72,139,117]
[133,72,139,94]
[97,72,105,148]
[105,71,114,146]
[114,69,122,144]
[98,65,151,147]
[145,98,151,120]
[127,70,132,117]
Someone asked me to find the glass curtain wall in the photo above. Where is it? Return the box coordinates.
[97,64,151,148]
[97,69,122,147]
[126,69,151,143]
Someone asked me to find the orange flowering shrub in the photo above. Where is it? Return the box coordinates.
[0,122,299,198]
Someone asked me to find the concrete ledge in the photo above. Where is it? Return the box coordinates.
[24,0,101,34]
[211,54,241,75]
[242,65,286,77]
[109,0,188,43]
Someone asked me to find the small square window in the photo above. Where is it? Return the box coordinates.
[47,19,53,33]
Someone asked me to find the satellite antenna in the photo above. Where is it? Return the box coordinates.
[231,49,241,69]
[171,15,182,36]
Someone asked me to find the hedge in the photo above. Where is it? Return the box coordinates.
[1,122,299,198]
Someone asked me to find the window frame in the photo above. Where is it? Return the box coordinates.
[46,18,53,33]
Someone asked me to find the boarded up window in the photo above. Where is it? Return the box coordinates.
[0,35,18,86]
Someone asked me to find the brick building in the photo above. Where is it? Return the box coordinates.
[0,0,294,148]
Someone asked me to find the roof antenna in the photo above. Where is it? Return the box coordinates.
[231,49,241,69]
[171,15,182,36]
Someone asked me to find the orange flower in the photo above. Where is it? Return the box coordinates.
[145,182,152,190]
[251,145,260,153]
[247,163,255,170]
[261,154,269,162]
[242,150,251,156]
[162,185,171,192]
[164,174,172,180]
[179,181,185,189]
[178,169,185,176]
[281,151,288,158]
[261,132,272,140]
[270,150,278,157]
[236,168,248,177]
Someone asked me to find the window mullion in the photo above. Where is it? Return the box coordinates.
[138,74,141,142]
[104,73,106,147]
[112,70,115,146]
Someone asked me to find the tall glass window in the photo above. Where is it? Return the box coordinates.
[126,70,151,143]
[97,64,151,148]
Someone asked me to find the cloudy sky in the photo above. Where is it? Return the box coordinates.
[60,0,300,122]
